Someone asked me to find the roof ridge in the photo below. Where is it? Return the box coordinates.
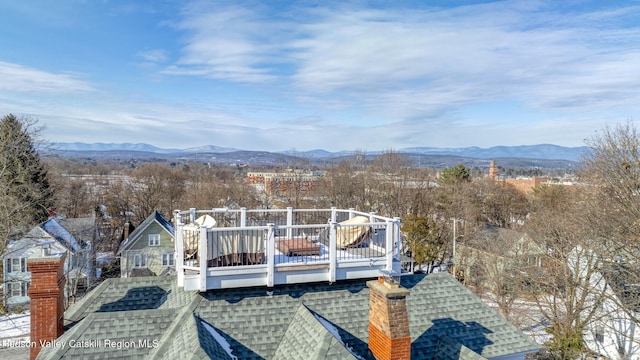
[117,211,173,254]
[272,303,305,357]
[64,277,113,322]
[273,304,360,359]
[146,295,204,359]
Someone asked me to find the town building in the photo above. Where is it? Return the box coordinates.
[246,170,322,195]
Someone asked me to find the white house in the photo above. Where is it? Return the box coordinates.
[2,216,98,310]
[584,264,640,359]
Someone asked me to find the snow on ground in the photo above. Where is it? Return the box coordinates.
[0,312,30,346]
[96,252,115,265]
[479,293,551,346]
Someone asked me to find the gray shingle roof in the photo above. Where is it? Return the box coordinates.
[46,309,178,360]
[436,336,487,360]
[64,276,196,323]
[272,305,360,360]
[403,274,539,358]
[38,273,540,360]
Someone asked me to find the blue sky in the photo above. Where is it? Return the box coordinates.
[1,0,640,152]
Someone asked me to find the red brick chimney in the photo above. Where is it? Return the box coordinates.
[28,253,66,360]
[367,278,411,360]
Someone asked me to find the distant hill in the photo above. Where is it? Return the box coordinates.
[50,142,180,153]
[399,144,589,162]
[48,142,588,169]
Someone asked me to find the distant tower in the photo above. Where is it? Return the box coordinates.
[489,160,498,181]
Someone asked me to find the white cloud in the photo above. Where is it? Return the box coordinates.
[7,0,640,151]
[136,49,169,64]
[165,1,640,121]
[165,3,280,82]
[0,62,93,93]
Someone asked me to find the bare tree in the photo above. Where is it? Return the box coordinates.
[525,185,610,359]
[469,178,528,228]
[368,151,428,217]
[312,157,368,210]
[581,122,640,264]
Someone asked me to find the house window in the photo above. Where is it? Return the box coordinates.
[7,281,28,297]
[148,234,160,246]
[162,253,174,267]
[133,254,148,268]
[5,257,26,273]
[595,326,605,343]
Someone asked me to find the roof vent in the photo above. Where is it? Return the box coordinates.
[38,240,55,257]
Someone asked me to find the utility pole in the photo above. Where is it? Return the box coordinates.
[451,218,463,280]
[452,218,456,278]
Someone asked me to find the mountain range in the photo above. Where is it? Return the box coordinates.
[44,142,590,171]
[49,142,588,162]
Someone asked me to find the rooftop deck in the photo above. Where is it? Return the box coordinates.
[174,207,402,291]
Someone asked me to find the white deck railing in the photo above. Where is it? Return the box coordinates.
[174,207,402,291]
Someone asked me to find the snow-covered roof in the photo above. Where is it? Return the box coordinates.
[4,217,95,258]
[41,218,82,252]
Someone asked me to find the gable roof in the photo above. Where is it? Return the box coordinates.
[4,217,95,257]
[40,217,85,252]
[272,305,361,360]
[37,273,539,359]
[55,217,96,246]
[5,226,56,257]
[464,225,544,257]
[117,211,175,255]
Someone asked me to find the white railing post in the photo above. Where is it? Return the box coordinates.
[189,208,196,223]
[385,220,394,271]
[348,207,355,219]
[267,224,275,287]
[287,207,293,239]
[175,210,184,287]
[329,221,337,283]
[240,207,247,227]
[394,217,401,260]
[331,207,337,223]
[199,226,208,292]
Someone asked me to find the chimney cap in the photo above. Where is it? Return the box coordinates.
[379,270,402,287]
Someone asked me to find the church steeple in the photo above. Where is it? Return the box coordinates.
[489,160,498,181]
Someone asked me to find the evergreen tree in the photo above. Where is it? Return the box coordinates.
[439,164,471,185]
[0,114,54,243]
[401,214,446,272]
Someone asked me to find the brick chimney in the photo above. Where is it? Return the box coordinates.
[28,253,66,360]
[367,278,411,360]
[123,221,130,242]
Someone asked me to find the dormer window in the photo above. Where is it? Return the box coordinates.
[148,234,160,246]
